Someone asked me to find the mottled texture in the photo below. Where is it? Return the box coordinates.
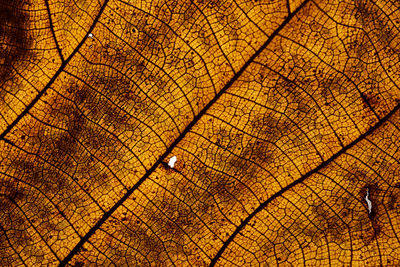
[1,0,400,266]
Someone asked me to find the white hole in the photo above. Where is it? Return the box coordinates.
[88,33,94,39]
[365,188,372,214]
[168,156,177,168]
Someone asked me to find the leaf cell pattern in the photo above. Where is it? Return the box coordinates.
[1,0,400,266]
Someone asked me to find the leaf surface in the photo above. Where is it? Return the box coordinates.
[1,0,400,266]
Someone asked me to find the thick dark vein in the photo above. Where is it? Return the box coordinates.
[59,0,311,265]
[0,0,110,141]
[287,0,291,14]
[209,102,400,266]
[45,0,64,62]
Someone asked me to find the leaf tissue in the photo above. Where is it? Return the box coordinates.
[1,0,400,266]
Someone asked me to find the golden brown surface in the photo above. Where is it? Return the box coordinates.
[1,0,400,266]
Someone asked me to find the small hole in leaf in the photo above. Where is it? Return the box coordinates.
[168,156,177,168]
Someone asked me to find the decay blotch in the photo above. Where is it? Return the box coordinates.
[0,0,32,84]
[3,0,400,266]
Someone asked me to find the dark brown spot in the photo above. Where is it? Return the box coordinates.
[361,91,380,110]
[0,0,32,83]
[73,261,84,267]
[310,203,346,243]
[388,194,397,210]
